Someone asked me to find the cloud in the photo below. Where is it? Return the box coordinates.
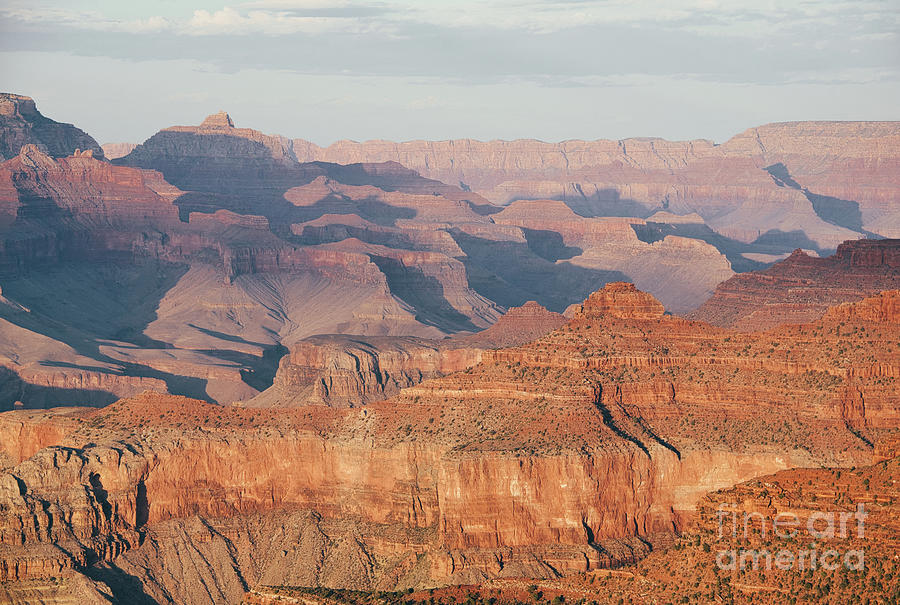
[0,0,897,90]
[4,0,897,37]
[0,3,388,36]
[184,6,387,35]
[0,6,172,33]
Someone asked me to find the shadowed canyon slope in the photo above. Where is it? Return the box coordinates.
[296,121,900,250]
[1,285,897,603]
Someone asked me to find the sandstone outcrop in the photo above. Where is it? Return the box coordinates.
[0,407,89,468]
[824,289,899,323]
[0,144,180,228]
[429,452,898,605]
[245,335,482,408]
[569,281,665,320]
[0,284,896,602]
[0,94,104,161]
[691,238,900,330]
[458,300,567,348]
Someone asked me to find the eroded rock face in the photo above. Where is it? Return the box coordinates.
[0,115,511,410]
[0,285,896,600]
[0,94,105,161]
[0,107,749,413]
[436,452,898,604]
[459,300,567,348]
[0,144,180,228]
[0,407,89,468]
[824,290,900,323]
[247,335,482,408]
[690,238,900,330]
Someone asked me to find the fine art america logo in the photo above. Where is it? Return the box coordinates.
[715,504,867,571]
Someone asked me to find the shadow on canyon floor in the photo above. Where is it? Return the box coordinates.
[766,162,870,235]
[558,187,658,219]
[752,229,832,254]
[630,222,770,273]
[0,260,287,406]
[369,254,479,332]
[448,229,628,312]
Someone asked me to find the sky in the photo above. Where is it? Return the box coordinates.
[1,0,898,146]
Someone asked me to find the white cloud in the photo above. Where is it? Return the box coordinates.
[186,7,332,35]
[2,0,897,38]
[0,3,385,36]
[240,0,368,8]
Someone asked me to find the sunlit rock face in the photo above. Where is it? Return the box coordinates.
[1,285,897,601]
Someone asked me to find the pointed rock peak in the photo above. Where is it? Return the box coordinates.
[18,143,56,169]
[488,300,566,330]
[502,300,560,319]
[783,248,819,262]
[200,111,234,129]
[574,282,665,320]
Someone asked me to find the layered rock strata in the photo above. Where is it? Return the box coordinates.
[246,301,567,408]
[0,285,896,602]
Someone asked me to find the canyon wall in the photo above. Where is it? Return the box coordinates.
[0,104,759,413]
[0,285,896,602]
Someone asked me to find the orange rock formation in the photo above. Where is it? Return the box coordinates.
[0,284,896,602]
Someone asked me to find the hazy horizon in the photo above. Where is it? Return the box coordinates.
[2,0,899,146]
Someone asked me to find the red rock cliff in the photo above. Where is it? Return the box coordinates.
[1,285,896,599]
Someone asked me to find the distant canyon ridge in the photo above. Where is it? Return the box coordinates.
[104,120,900,251]
[288,122,900,247]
